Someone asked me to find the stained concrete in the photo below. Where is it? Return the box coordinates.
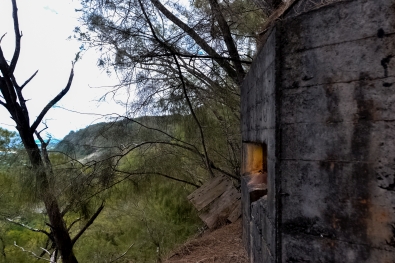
[241,0,395,262]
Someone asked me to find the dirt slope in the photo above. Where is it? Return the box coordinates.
[165,219,248,263]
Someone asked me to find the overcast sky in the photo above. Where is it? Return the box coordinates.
[0,0,125,139]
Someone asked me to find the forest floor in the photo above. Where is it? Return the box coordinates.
[164,219,248,263]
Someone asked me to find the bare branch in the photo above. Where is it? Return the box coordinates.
[40,247,51,256]
[122,116,200,152]
[0,33,6,43]
[31,66,74,132]
[69,168,200,210]
[148,0,240,83]
[13,242,53,262]
[6,218,51,237]
[0,99,6,108]
[175,56,215,178]
[208,0,245,83]
[9,74,30,122]
[108,243,135,263]
[114,169,200,188]
[35,128,53,169]
[71,202,104,245]
[111,141,203,166]
[123,51,252,64]
[67,218,81,231]
[138,1,215,178]
[10,0,22,73]
[49,151,85,167]
[20,70,38,89]
[36,122,49,138]
[0,48,18,104]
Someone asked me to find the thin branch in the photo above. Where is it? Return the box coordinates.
[71,168,200,210]
[67,218,81,231]
[208,0,245,83]
[0,33,6,43]
[39,237,54,258]
[0,48,18,104]
[31,66,74,132]
[139,0,215,178]
[40,247,51,256]
[124,51,252,64]
[114,169,200,188]
[174,57,215,178]
[5,218,52,238]
[209,161,240,181]
[71,202,104,245]
[7,72,30,123]
[122,116,200,152]
[148,0,239,83]
[20,70,38,89]
[0,99,6,108]
[13,242,53,262]
[35,128,53,169]
[36,122,49,138]
[49,151,85,167]
[110,141,204,169]
[10,0,22,74]
[108,243,135,263]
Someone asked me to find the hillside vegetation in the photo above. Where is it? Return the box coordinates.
[0,123,203,262]
[0,108,241,262]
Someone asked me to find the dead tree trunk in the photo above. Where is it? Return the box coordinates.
[0,1,78,262]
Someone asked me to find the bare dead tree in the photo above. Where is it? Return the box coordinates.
[0,1,104,262]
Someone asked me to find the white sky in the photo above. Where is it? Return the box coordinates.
[0,0,126,139]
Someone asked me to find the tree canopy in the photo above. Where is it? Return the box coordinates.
[76,0,266,180]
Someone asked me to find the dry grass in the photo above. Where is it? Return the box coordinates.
[164,219,248,263]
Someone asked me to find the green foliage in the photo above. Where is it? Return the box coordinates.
[0,164,201,263]
[0,167,49,262]
[0,128,24,168]
[0,128,19,151]
[0,125,202,263]
[74,176,201,262]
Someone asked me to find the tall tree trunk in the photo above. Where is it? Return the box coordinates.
[18,127,79,263]
[0,2,79,260]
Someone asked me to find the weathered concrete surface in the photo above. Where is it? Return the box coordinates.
[277,0,395,260]
[282,233,395,263]
[242,175,276,263]
[241,0,395,262]
[241,26,278,263]
[241,176,251,258]
[251,196,276,263]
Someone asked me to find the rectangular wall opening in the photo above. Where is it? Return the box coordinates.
[242,142,268,202]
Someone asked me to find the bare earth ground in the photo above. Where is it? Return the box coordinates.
[165,219,248,263]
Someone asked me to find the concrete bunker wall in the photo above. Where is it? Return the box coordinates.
[241,0,395,262]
